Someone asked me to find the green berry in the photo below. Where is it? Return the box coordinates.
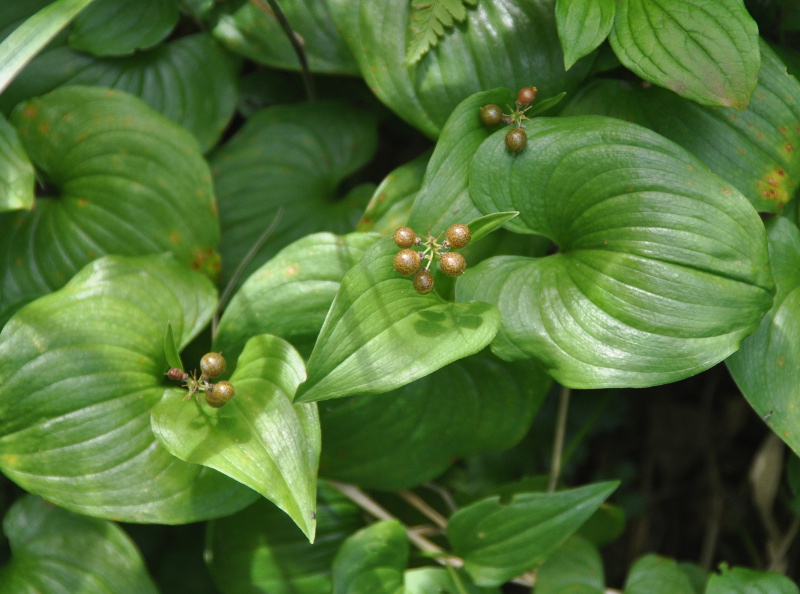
[393,226,417,248]
[517,86,537,106]
[439,252,466,277]
[505,127,527,153]
[200,352,226,378]
[206,380,235,408]
[394,249,422,276]
[413,269,434,294]
[480,104,504,126]
[445,223,471,249]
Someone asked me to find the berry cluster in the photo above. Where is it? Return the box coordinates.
[392,224,471,294]
[479,86,537,153]
[166,352,236,408]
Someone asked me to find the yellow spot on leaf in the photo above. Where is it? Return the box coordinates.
[77,198,88,207]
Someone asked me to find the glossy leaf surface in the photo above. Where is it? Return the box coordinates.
[622,555,697,594]
[152,334,319,540]
[209,101,377,287]
[448,481,618,585]
[214,232,380,364]
[0,496,157,593]
[206,482,363,594]
[561,42,800,213]
[295,238,501,403]
[0,113,33,212]
[609,0,759,108]
[727,217,800,458]
[705,564,800,594]
[319,352,549,490]
[461,115,774,388]
[1,34,240,153]
[0,255,256,523]
[69,0,179,57]
[556,0,615,70]
[213,0,357,74]
[329,0,593,138]
[0,86,219,323]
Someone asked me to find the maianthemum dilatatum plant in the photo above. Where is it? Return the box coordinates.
[1,0,800,592]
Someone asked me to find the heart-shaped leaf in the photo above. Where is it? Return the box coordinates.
[212,0,357,74]
[0,112,33,211]
[561,41,800,213]
[1,34,240,153]
[0,495,157,593]
[209,100,377,287]
[331,520,407,594]
[608,0,759,109]
[534,535,605,594]
[206,482,363,594]
[0,85,219,323]
[622,555,699,594]
[407,88,515,233]
[329,0,593,138]
[295,238,501,403]
[448,481,619,586]
[705,564,800,594]
[0,254,257,523]
[152,334,319,540]
[556,0,615,70]
[727,217,800,458]
[68,0,179,57]
[461,115,774,388]
[319,352,550,490]
[214,232,381,363]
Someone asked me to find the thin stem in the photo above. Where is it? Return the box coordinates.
[249,0,315,102]
[444,560,469,594]
[211,207,284,339]
[423,482,459,514]
[769,515,800,571]
[399,490,448,529]
[548,384,571,492]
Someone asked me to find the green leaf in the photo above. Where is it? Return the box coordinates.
[0,495,158,593]
[0,254,256,523]
[404,0,477,66]
[0,112,33,212]
[623,555,695,594]
[206,482,363,594]
[534,535,605,594]
[526,91,567,117]
[1,34,240,153]
[727,217,800,458]
[151,334,319,541]
[404,567,499,594]
[329,0,593,138]
[295,238,501,403]
[705,564,800,594]
[209,100,377,288]
[212,0,357,75]
[556,0,615,70]
[68,0,179,57]
[461,116,774,388]
[320,352,550,490]
[407,88,515,233]
[448,481,619,586]
[467,212,519,244]
[577,502,626,546]
[608,0,759,109]
[0,0,96,95]
[561,41,800,213]
[214,232,381,363]
[331,520,407,594]
[0,85,219,323]
[164,322,182,371]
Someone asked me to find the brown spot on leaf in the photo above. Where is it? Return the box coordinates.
[22,105,37,118]
[169,232,180,243]
[787,144,794,153]
[779,125,788,134]
[77,198,88,207]
[722,188,731,194]
[38,122,49,134]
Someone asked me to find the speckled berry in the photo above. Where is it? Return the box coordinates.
[480,104,504,126]
[413,269,435,294]
[439,252,466,277]
[200,352,226,378]
[445,224,471,249]
[393,226,417,248]
[505,127,527,153]
[206,380,235,408]
[394,249,422,276]
[517,86,537,106]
